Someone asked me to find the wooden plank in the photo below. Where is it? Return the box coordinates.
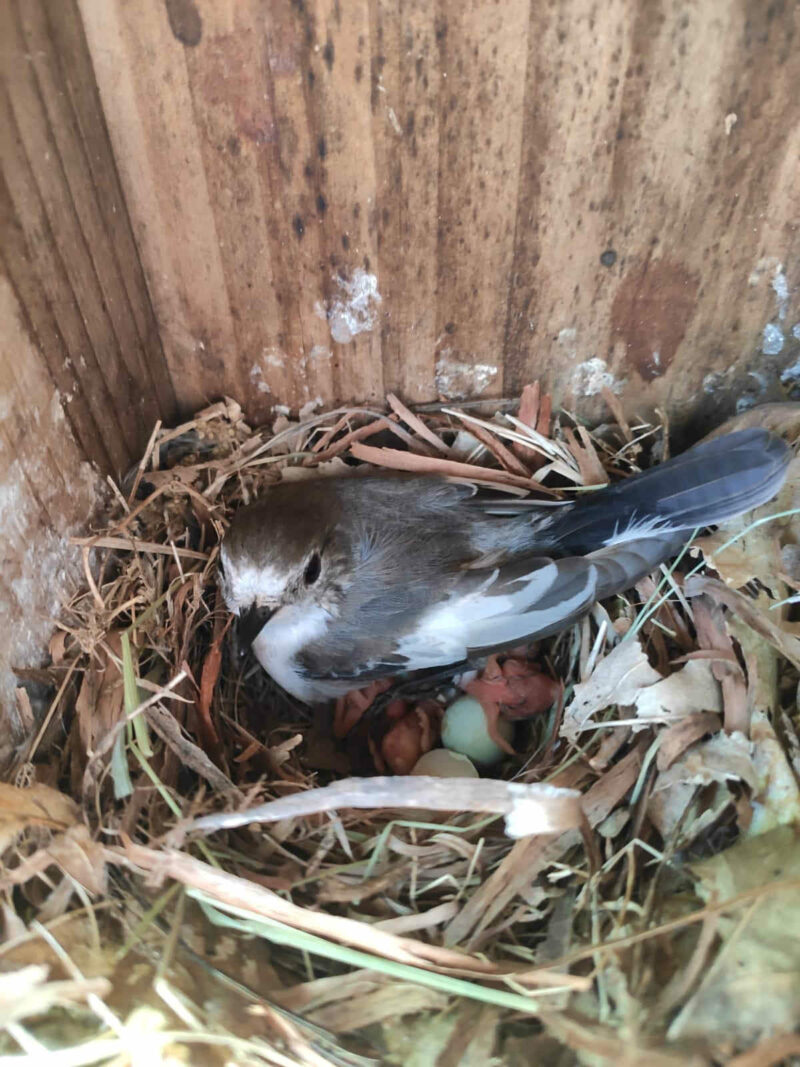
[1,0,170,465]
[0,272,105,761]
[432,0,531,405]
[178,0,335,419]
[0,171,117,474]
[369,0,440,403]
[41,0,177,421]
[503,0,800,433]
[300,0,384,404]
[78,0,246,414]
[0,84,132,474]
[12,0,174,438]
[1,0,797,442]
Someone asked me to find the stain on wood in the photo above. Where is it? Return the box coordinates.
[611,259,699,382]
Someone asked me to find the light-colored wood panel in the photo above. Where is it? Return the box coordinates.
[370,0,440,402]
[433,0,531,404]
[504,0,800,431]
[79,0,246,412]
[3,0,800,442]
[14,0,173,436]
[0,273,104,752]
[42,0,176,419]
[301,0,384,404]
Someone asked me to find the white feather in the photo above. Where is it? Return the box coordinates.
[602,512,674,546]
[220,544,289,612]
[252,604,335,702]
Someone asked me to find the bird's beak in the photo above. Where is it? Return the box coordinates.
[238,604,276,651]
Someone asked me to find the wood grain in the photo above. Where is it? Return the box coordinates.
[3,0,799,452]
[5,0,797,436]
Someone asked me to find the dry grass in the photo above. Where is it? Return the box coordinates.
[2,392,800,1066]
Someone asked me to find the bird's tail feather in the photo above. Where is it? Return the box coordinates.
[541,428,790,555]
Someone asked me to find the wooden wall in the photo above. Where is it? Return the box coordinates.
[3,0,800,462]
[1,0,799,724]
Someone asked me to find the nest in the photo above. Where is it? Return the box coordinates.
[2,390,800,1066]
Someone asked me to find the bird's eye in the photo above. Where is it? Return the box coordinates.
[304,551,322,586]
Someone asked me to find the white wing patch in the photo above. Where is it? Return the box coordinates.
[464,567,596,648]
[394,559,592,668]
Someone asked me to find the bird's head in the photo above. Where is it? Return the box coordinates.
[219,483,347,647]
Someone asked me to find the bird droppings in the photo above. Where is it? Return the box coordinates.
[250,349,288,394]
[249,364,271,394]
[309,344,332,361]
[434,356,498,399]
[261,348,285,369]
[779,357,800,388]
[748,256,783,288]
[571,357,626,397]
[326,269,382,344]
[556,327,578,357]
[763,323,785,356]
[793,323,800,341]
[749,258,790,323]
[386,106,403,136]
[772,269,790,321]
[703,370,727,395]
[298,397,324,420]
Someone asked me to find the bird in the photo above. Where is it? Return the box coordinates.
[219,427,790,704]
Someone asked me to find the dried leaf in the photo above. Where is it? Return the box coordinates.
[655,732,758,792]
[561,639,661,741]
[688,577,800,670]
[692,596,751,734]
[656,712,722,771]
[0,964,110,1027]
[648,733,757,840]
[635,659,722,723]
[0,782,79,854]
[670,827,800,1044]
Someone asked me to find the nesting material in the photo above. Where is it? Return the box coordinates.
[2,393,800,1065]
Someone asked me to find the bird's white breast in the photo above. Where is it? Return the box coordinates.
[251,603,333,703]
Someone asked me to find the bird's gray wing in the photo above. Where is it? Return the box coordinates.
[444,532,688,659]
[298,533,685,681]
